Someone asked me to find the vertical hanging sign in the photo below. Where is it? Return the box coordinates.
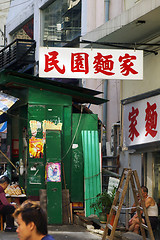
[123,94,160,147]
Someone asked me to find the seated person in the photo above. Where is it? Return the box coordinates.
[0,175,17,232]
[13,200,55,240]
[130,193,140,218]
[129,212,145,234]
[129,186,158,234]
[129,193,144,234]
[141,186,158,232]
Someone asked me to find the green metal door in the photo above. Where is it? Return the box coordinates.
[27,105,46,196]
[46,130,62,224]
[27,161,45,196]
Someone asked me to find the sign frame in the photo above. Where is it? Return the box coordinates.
[39,47,143,80]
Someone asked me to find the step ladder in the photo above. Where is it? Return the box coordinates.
[102,168,155,240]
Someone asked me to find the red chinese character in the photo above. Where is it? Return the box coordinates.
[128,107,140,141]
[44,51,65,74]
[71,53,89,74]
[119,53,138,76]
[93,53,115,75]
[145,102,157,137]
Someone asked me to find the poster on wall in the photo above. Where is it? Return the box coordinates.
[29,137,44,158]
[46,162,61,182]
[29,120,62,149]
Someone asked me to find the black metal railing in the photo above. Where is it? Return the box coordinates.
[0,39,36,71]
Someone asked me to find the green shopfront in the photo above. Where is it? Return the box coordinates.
[0,70,106,224]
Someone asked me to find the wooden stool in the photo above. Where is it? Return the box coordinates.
[0,214,3,231]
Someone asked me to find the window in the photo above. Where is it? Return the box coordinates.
[12,18,33,40]
[41,0,81,47]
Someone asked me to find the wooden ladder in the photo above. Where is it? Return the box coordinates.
[102,168,155,240]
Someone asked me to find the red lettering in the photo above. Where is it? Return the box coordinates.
[44,51,65,74]
[93,53,115,75]
[128,107,140,141]
[71,53,89,74]
[145,102,157,137]
[119,53,138,76]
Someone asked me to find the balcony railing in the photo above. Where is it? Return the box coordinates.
[0,39,36,71]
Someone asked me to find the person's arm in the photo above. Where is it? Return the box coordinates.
[131,202,137,214]
[131,198,141,214]
[0,192,11,206]
[145,197,152,209]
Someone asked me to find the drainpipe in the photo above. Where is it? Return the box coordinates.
[102,80,108,155]
[102,0,110,155]
[104,0,110,22]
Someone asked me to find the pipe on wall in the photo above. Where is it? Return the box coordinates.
[104,0,110,22]
[102,0,110,155]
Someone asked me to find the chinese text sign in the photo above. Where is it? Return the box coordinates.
[123,94,160,147]
[39,47,143,80]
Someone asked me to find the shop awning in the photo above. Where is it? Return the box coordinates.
[0,70,108,105]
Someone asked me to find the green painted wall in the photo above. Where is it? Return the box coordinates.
[71,113,98,202]
[7,86,99,212]
[28,88,71,105]
[61,106,72,190]
[27,105,46,196]
[27,88,72,197]
[19,105,28,188]
[82,130,101,217]
[46,130,62,224]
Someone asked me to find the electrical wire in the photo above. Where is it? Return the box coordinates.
[95,80,103,90]
[61,104,83,160]
[0,0,32,11]
[0,0,10,5]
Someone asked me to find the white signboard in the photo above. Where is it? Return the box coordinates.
[39,47,143,80]
[108,177,120,196]
[123,94,160,147]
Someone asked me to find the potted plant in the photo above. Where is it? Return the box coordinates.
[90,188,116,223]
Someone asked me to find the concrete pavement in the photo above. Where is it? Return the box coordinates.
[0,232,18,240]
[0,224,102,240]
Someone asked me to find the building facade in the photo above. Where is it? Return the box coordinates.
[6,0,160,210]
[5,0,121,151]
[0,0,10,49]
[4,0,108,220]
[81,0,160,208]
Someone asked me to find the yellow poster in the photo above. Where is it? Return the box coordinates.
[29,136,44,158]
